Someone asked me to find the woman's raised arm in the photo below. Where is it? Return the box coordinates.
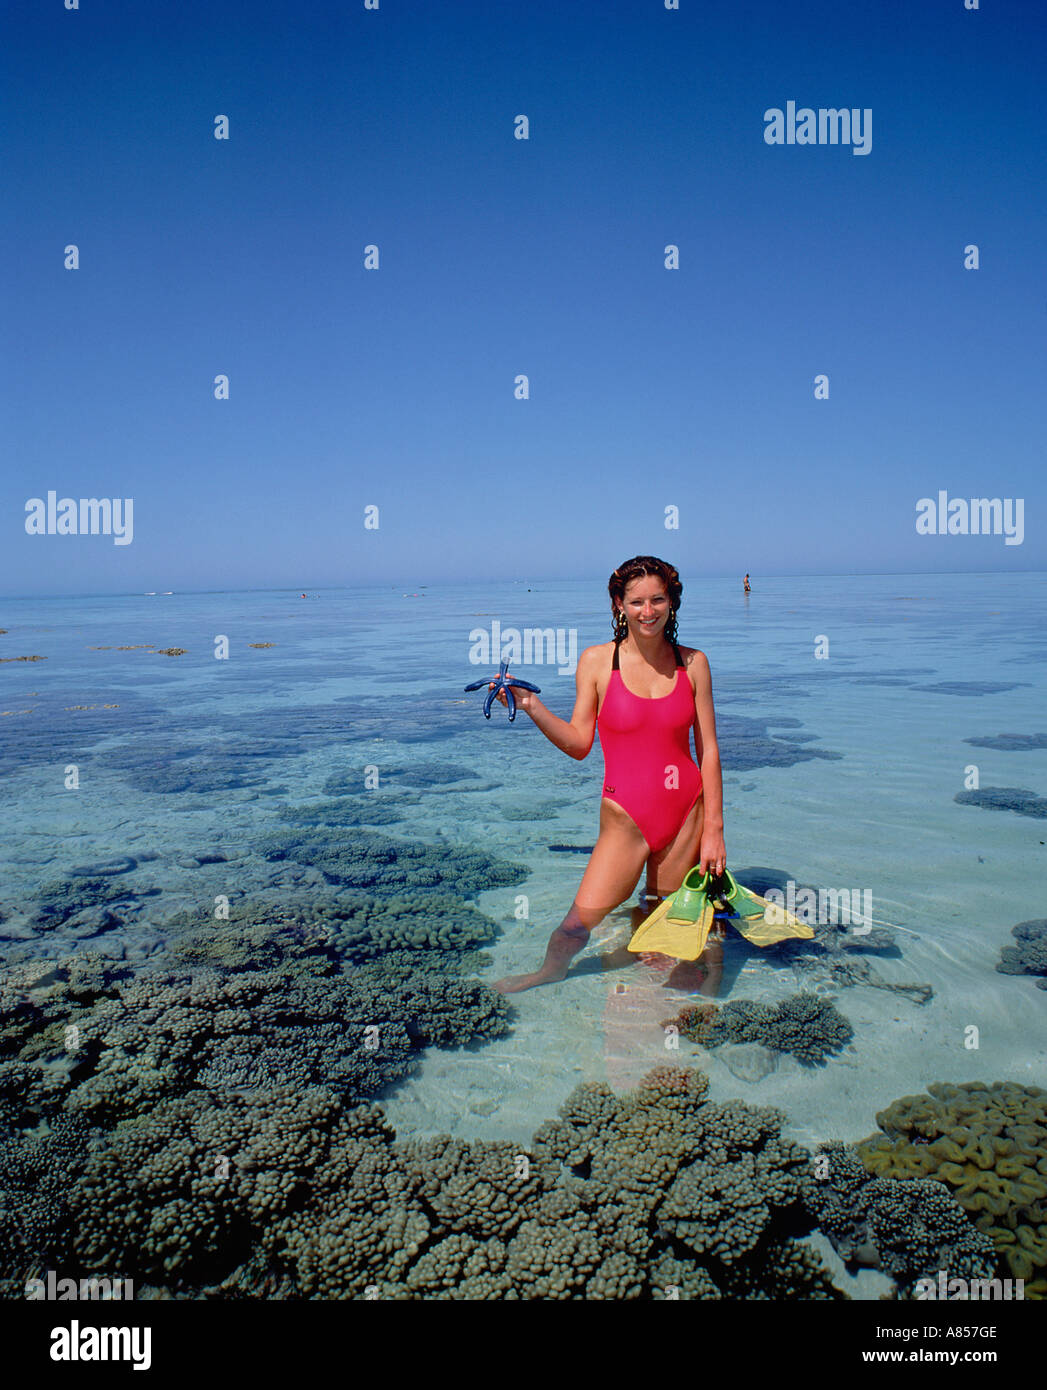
[497,645,601,758]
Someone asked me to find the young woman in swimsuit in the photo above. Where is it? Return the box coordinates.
[493,555,727,995]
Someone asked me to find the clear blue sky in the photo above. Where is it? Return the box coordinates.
[3,0,1044,598]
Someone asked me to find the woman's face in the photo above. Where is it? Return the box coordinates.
[621,576,670,635]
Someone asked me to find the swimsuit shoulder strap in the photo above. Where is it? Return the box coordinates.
[612,638,621,670]
[672,642,684,667]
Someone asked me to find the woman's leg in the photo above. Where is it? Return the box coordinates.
[644,795,703,897]
[492,800,650,994]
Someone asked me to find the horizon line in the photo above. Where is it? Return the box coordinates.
[1,567,1044,604]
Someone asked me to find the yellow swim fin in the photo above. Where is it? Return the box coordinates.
[627,867,717,961]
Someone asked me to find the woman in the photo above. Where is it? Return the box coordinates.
[493,555,727,994]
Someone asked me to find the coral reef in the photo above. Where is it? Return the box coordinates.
[501,801,564,822]
[856,1081,1047,1296]
[964,733,1047,751]
[723,867,924,989]
[25,875,148,934]
[267,1066,840,1300]
[5,1032,1029,1301]
[70,1085,348,1282]
[323,763,483,796]
[762,870,932,1002]
[823,955,933,1004]
[954,786,1047,818]
[69,856,138,877]
[278,795,415,827]
[806,1142,997,1295]
[164,891,501,968]
[669,994,854,1065]
[126,755,267,795]
[261,827,527,897]
[521,1067,837,1299]
[996,919,1047,990]
[0,1060,844,1299]
[915,682,1022,696]
[1,956,511,1124]
[0,1106,91,1298]
[713,712,842,772]
[0,953,133,1067]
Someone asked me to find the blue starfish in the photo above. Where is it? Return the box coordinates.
[464,660,541,722]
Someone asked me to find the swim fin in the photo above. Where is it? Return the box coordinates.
[627,867,717,961]
[708,869,814,947]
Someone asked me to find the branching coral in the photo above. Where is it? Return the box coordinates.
[668,993,854,1064]
[69,1085,346,1281]
[164,891,500,969]
[807,1141,998,1295]
[260,827,528,897]
[0,1108,90,1294]
[6,957,509,1125]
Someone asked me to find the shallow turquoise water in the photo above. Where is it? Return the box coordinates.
[2,572,1046,1145]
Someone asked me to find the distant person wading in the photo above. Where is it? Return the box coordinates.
[493,556,727,995]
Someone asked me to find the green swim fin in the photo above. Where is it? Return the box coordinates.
[714,869,771,920]
[627,867,717,961]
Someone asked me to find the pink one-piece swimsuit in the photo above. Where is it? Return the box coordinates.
[596,639,703,852]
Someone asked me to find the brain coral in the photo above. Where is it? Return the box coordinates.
[855,1081,1047,1296]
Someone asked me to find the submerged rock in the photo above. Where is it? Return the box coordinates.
[717,1042,779,1084]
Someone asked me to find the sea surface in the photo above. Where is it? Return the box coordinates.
[2,572,1046,1158]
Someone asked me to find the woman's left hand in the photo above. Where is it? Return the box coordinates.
[699,832,727,877]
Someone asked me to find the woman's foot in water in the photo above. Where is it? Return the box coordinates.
[635,951,706,989]
[637,950,676,972]
[493,917,593,993]
[665,960,710,992]
[492,968,568,994]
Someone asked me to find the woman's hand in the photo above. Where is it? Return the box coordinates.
[698,830,727,876]
[492,679,540,718]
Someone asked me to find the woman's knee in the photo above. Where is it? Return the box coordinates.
[566,899,610,930]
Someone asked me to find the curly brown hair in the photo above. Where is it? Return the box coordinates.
[608,556,683,645]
